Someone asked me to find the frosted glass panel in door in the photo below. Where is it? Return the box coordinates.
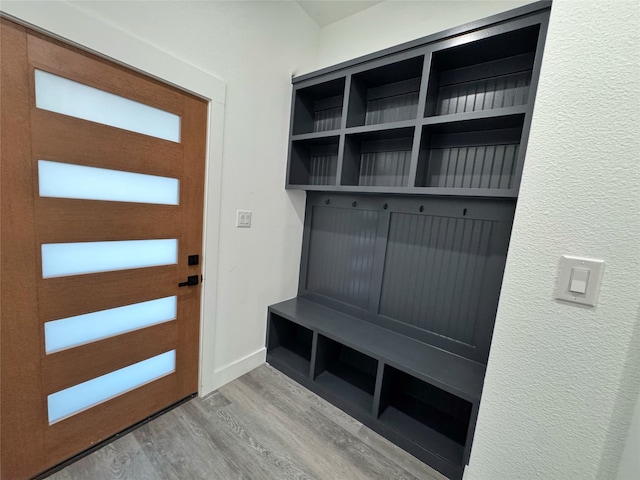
[47,350,176,424]
[41,239,178,278]
[35,69,181,142]
[38,160,179,205]
[44,296,177,353]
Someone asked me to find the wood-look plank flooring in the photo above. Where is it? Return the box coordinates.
[48,365,446,480]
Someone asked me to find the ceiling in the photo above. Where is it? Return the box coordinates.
[296,1,383,27]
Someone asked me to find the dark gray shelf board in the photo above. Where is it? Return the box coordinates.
[344,120,417,136]
[292,1,551,84]
[291,121,421,141]
[287,183,338,191]
[379,406,464,465]
[286,184,518,198]
[269,297,486,402]
[314,370,374,413]
[291,130,342,141]
[267,346,311,377]
[422,105,528,129]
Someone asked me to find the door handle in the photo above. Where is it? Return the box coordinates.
[178,275,199,287]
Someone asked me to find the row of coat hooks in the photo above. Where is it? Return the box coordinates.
[323,198,468,216]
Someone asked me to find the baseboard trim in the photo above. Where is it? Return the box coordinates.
[207,347,266,393]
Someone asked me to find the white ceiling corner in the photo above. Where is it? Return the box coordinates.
[296,1,383,27]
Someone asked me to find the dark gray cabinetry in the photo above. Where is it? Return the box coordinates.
[268,193,512,479]
[270,3,550,479]
[267,294,485,480]
[286,3,549,198]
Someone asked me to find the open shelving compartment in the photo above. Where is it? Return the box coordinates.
[292,77,346,135]
[425,25,540,118]
[342,127,415,187]
[416,114,524,191]
[347,56,424,127]
[313,335,378,414]
[378,365,472,467]
[267,293,488,480]
[289,135,340,186]
[267,313,313,376]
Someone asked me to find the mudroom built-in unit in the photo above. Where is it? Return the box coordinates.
[267,3,550,479]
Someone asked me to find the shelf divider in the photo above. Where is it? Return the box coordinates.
[344,120,417,136]
[422,105,527,127]
[291,130,343,141]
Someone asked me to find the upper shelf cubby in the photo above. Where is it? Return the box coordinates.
[416,114,524,190]
[286,3,549,197]
[424,25,540,118]
[343,127,415,187]
[292,77,346,135]
[289,136,340,186]
[347,56,424,128]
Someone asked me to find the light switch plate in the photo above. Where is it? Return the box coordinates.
[236,210,252,228]
[555,255,605,306]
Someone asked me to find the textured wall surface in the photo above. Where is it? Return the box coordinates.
[616,389,640,479]
[466,1,640,479]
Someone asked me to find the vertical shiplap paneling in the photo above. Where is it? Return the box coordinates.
[306,206,379,308]
[426,144,519,189]
[359,150,411,187]
[437,71,531,116]
[309,154,338,185]
[365,92,419,125]
[379,213,494,345]
[313,106,342,132]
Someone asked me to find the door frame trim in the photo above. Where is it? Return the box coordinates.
[1,2,225,396]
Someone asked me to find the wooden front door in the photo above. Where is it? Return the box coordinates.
[1,19,207,479]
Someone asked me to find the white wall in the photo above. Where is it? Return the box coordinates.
[317,1,640,479]
[316,0,534,69]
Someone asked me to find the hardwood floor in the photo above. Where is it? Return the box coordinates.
[48,364,446,480]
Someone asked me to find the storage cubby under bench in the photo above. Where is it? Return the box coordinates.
[268,3,550,480]
[267,297,483,480]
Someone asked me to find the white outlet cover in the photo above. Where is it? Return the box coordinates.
[236,210,251,228]
[555,255,605,307]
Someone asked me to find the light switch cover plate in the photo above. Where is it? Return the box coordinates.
[555,255,605,306]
